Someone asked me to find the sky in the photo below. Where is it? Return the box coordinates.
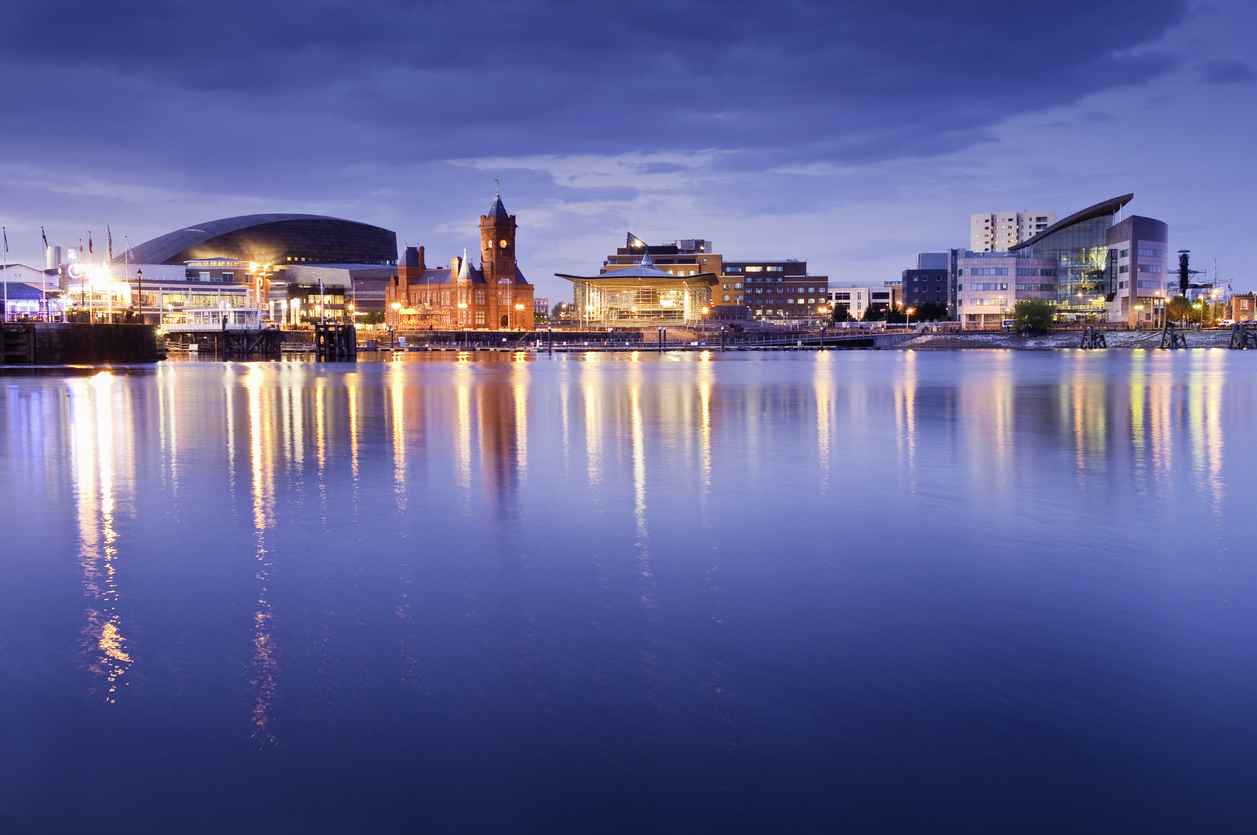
[1,0,1255,301]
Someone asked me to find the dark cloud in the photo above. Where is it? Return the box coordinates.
[1199,59,1257,83]
[1,0,1184,179]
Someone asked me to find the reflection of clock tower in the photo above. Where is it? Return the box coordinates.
[480,185,517,285]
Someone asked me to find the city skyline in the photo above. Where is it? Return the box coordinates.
[1,1,1253,303]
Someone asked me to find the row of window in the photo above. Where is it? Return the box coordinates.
[966,268,1008,276]
[748,287,822,294]
[1138,248,1163,258]
[1015,283,1056,291]
[1016,268,1056,276]
[964,283,1008,291]
[730,266,785,272]
[1138,264,1161,273]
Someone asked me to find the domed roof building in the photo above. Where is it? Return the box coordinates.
[120,214,397,266]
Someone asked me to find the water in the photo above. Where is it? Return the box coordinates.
[2,350,1256,833]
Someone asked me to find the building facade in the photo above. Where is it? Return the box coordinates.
[1105,216,1171,327]
[955,252,1057,328]
[384,194,535,331]
[1231,293,1256,322]
[826,284,901,319]
[726,260,829,321]
[970,211,1057,252]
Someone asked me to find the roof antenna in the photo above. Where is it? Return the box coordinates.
[494,178,500,198]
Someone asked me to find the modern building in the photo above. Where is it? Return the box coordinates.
[85,213,400,326]
[1007,194,1168,326]
[1103,216,1170,327]
[826,283,901,319]
[970,211,1057,252]
[1,265,63,321]
[726,259,829,321]
[901,252,953,314]
[955,251,1056,328]
[556,250,718,326]
[384,193,535,331]
[121,214,397,266]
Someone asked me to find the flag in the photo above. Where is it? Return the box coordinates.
[41,227,48,249]
[108,226,113,261]
[88,232,93,255]
[3,227,7,254]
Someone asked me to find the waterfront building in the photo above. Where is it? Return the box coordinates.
[384,193,535,331]
[122,214,397,267]
[605,236,829,322]
[1008,194,1168,326]
[1231,293,1256,322]
[556,250,718,326]
[826,283,901,319]
[726,259,829,321]
[97,213,399,326]
[955,251,1056,328]
[1103,216,1170,327]
[901,252,953,315]
[534,297,549,317]
[970,211,1057,252]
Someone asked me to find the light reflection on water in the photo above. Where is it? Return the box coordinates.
[3,350,1257,831]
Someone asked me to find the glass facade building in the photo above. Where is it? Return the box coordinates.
[1009,195,1133,320]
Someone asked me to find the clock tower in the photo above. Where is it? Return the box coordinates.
[480,184,517,285]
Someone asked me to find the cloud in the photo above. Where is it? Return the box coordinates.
[1199,59,1257,83]
[0,0,1186,180]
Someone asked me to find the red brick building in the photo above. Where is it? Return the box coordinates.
[385,192,535,330]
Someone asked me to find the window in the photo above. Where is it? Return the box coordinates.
[222,272,234,281]
[1138,264,1161,273]
[1120,249,1129,258]
[474,290,485,304]
[767,266,783,272]
[474,310,485,325]
[723,294,730,302]
[836,292,850,301]
[969,268,1008,276]
[1137,280,1160,289]
[1119,265,1129,274]
[198,272,211,281]
[745,266,763,272]
[734,283,742,289]
[736,295,743,303]
[1138,248,1162,258]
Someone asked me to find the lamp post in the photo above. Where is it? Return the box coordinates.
[514,301,524,331]
[906,306,915,329]
[136,269,143,324]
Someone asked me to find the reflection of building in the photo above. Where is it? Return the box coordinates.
[971,211,1057,252]
[384,192,535,331]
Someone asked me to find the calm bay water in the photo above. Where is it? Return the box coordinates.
[2,350,1257,833]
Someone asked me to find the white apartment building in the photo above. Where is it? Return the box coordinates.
[827,283,901,320]
[970,211,1057,252]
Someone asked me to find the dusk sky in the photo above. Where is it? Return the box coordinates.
[2,0,1254,300]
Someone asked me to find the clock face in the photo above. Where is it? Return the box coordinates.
[499,239,509,249]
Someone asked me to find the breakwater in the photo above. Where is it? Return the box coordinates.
[0,323,159,365]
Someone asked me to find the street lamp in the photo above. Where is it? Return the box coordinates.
[906,306,915,327]
[136,269,143,324]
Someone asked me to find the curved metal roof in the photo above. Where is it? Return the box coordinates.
[1009,194,1133,252]
[119,213,391,265]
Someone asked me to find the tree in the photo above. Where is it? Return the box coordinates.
[1167,296,1190,324]
[550,301,568,320]
[915,301,950,321]
[862,304,886,322]
[827,304,849,323]
[1012,298,1055,334]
